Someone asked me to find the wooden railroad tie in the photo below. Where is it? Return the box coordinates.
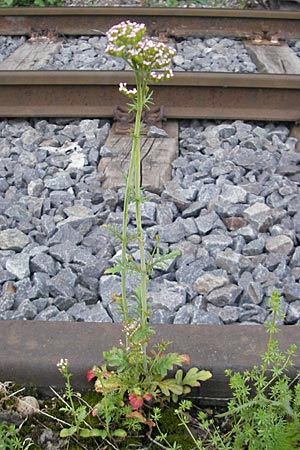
[98,121,179,194]
[0,38,62,70]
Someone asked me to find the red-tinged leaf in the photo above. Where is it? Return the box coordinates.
[147,420,155,428]
[126,411,147,424]
[179,354,191,365]
[129,393,144,410]
[143,392,152,402]
[86,368,96,382]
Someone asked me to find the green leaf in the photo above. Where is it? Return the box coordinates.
[76,405,87,423]
[175,369,183,384]
[104,347,129,371]
[103,224,123,241]
[105,264,122,275]
[159,378,183,397]
[60,426,77,438]
[113,429,127,438]
[80,428,108,438]
[183,386,191,394]
[132,325,155,345]
[153,352,184,377]
[182,368,212,387]
[151,249,181,271]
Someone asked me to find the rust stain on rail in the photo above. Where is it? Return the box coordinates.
[0,8,300,39]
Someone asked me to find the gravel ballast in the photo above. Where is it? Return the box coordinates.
[1,35,258,72]
[0,118,300,325]
[174,37,257,72]
[41,36,258,72]
[0,36,26,63]
[2,35,300,73]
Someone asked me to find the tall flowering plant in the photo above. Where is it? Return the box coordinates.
[57,21,211,445]
[106,21,176,355]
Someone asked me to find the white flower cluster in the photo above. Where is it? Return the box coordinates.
[106,20,176,87]
[150,68,174,83]
[106,21,146,57]
[123,320,140,339]
[119,82,138,98]
[57,358,69,372]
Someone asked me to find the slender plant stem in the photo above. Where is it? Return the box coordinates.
[121,125,137,326]
[37,408,73,428]
[65,373,81,431]
[133,74,149,371]
[257,302,279,397]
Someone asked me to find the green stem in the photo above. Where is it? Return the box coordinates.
[133,74,149,371]
[121,135,136,326]
[65,373,80,432]
[177,411,203,450]
[258,303,279,396]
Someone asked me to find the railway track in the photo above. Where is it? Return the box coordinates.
[1,8,300,400]
[1,7,300,38]
[0,7,300,120]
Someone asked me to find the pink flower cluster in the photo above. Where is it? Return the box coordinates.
[106,20,176,93]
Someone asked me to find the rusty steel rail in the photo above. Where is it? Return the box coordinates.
[0,7,300,39]
[1,71,299,121]
[1,321,300,400]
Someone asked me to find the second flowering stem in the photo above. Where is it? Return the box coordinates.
[133,75,149,370]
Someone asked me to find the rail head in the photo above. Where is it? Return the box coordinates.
[0,7,300,19]
[1,8,300,38]
[0,71,299,89]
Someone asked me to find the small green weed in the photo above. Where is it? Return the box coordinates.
[0,421,33,450]
[0,0,63,7]
[155,291,300,450]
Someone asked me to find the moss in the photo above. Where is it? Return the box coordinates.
[154,404,195,449]
[2,384,196,450]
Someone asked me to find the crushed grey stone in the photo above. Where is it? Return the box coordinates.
[5,253,30,280]
[193,270,229,295]
[191,309,222,325]
[0,229,30,251]
[265,235,294,255]
[0,118,299,325]
[174,37,257,73]
[207,284,242,307]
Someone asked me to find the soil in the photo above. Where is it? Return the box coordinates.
[0,383,230,449]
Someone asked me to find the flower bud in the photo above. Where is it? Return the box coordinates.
[180,354,191,365]
[143,392,152,402]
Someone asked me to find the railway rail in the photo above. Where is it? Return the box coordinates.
[0,8,300,120]
[1,7,300,38]
[1,8,300,399]
[1,71,300,121]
